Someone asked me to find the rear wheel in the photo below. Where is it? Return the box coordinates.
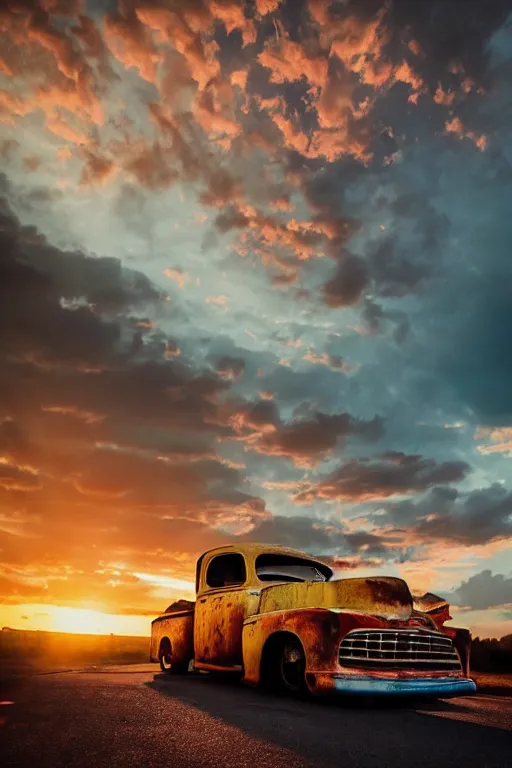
[158,639,189,675]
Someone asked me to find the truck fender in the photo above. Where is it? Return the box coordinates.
[241,607,342,687]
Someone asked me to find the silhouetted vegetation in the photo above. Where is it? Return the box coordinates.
[471,635,512,672]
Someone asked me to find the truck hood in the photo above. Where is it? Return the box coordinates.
[258,576,414,620]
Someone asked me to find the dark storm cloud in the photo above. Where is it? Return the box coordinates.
[319,0,512,93]
[295,452,469,503]
[0,177,162,369]
[368,236,432,299]
[450,570,512,610]
[318,180,452,308]
[215,355,246,380]
[416,484,512,546]
[242,514,389,559]
[323,254,369,308]
[233,400,384,464]
[377,484,512,546]
[384,0,512,85]
[361,298,410,343]
[0,185,270,574]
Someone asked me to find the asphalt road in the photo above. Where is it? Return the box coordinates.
[1,664,511,768]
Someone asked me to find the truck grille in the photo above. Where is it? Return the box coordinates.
[339,629,461,671]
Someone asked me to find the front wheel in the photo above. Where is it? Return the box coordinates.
[262,634,308,696]
[279,637,307,695]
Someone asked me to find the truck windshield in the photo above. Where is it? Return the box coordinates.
[255,554,332,583]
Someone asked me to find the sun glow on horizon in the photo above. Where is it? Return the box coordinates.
[0,603,151,636]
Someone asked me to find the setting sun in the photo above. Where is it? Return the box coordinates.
[1,603,150,637]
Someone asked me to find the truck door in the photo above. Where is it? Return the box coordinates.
[194,552,259,668]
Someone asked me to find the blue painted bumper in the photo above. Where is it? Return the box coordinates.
[334,676,477,698]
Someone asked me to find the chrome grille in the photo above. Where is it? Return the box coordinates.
[339,629,461,671]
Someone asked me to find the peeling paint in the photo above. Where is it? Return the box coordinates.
[150,544,475,697]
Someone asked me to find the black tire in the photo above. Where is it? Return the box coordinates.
[263,634,308,697]
[158,640,189,675]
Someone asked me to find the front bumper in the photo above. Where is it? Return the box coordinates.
[332,675,477,698]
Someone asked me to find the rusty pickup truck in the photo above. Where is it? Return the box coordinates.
[150,543,477,698]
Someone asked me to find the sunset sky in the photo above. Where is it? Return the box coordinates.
[1,0,512,639]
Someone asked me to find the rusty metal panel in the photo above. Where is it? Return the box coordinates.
[242,605,469,694]
[258,577,413,619]
[194,588,261,666]
[150,610,194,665]
[242,607,343,686]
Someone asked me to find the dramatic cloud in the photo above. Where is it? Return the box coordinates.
[296,453,469,503]
[231,402,384,465]
[373,484,512,547]
[451,570,512,610]
[1,0,512,635]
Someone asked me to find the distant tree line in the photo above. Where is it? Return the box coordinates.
[471,635,512,672]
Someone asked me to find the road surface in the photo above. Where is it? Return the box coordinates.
[1,664,511,767]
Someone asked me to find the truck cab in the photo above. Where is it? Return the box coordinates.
[150,543,477,698]
[193,545,332,671]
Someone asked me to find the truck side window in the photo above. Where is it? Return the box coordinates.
[206,553,246,589]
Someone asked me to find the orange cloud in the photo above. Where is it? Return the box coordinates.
[164,340,181,358]
[137,7,220,91]
[206,295,228,307]
[34,76,104,126]
[446,116,487,151]
[210,2,256,46]
[193,79,241,143]
[72,14,114,79]
[0,54,13,77]
[0,458,42,493]
[40,0,85,15]
[270,112,310,154]
[200,169,241,207]
[0,89,30,117]
[258,37,328,91]
[476,426,512,455]
[45,113,89,144]
[80,149,117,185]
[303,351,351,372]
[41,406,105,425]
[256,0,282,14]
[27,13,84,81]
[122,139,179,189]
[262,480,304,492]
[163,268,189,289]
[309,120,373,164]
[103,13,160,84]
[230,69,248,90]
[328,13,388,80]
[408,40,423,57]
[434,85,456,106]
[393,60,424,103]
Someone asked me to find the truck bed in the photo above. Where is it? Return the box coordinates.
[149,602,195,665]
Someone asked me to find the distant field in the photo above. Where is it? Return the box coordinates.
[0,628,149,678]
[473,672,512,696]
